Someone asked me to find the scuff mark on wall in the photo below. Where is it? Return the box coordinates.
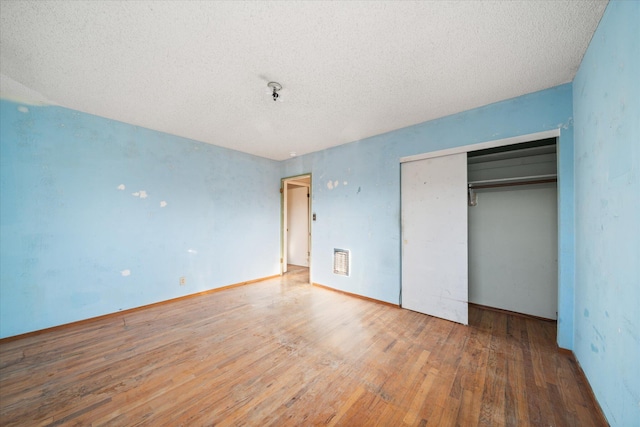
[327,180,341,190]
[555,117,573,130]
[120,269,131,277]
[117,184,126,190]
[160,201,167,207]
[343,181,348,186]
[187,249,198,254]
[622,316,639,342]
[593,326,605,342]
[560,117,573,130]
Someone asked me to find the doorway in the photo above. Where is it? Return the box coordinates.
[281,174,311,275]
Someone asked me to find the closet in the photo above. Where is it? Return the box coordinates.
[467,139,558,319]
[401,137,558,323]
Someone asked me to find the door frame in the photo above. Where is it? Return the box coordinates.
[399,129,561,321]
[281,173,312,275]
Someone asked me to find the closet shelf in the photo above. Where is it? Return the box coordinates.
[468,174,557,189]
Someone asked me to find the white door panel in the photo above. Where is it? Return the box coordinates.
[401,153,468,325]
[288,186,309,267]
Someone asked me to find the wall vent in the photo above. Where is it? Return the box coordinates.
[333,249,350,276]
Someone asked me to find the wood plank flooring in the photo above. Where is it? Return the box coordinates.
[0,268,605,426]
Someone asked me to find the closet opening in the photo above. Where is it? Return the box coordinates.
[467,138,558,319]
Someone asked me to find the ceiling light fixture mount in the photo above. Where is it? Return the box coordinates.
[267,81,282,101]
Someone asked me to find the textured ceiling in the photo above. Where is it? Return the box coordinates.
[0,1,607,160]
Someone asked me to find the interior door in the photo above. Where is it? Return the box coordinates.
[401,153,468,325]
[287,185,309,266]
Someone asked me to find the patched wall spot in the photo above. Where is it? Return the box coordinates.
[160,201,167,207]
[120,269,131,277]
[117,184,126,190]
[17,106,29,113]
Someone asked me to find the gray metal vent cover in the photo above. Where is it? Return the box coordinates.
[333,249,350,276]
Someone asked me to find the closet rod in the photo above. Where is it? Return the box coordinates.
[469,177,558,190]
[468,173,556,186]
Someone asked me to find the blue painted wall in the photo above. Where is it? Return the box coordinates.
[283,84,576,348]
[0,100,281,339]
[573,1,640,425]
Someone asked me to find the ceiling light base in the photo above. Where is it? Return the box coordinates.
[268,82,282,101]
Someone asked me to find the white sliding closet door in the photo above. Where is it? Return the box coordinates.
[401,153,468,325]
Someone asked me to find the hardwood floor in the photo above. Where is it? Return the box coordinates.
[0,269,605,426]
